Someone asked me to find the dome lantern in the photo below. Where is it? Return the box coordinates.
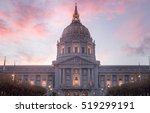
[72,3,80,23]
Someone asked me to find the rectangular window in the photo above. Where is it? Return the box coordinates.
[112,75,117,81]
[100,75,105,81]
[48,75,53,81]
[68,47,71,53]
[23,75,28,82]
[88,48,91,55]
[82,47,85,53]
[124,75,129,83]
[62,48,64,54]
[125,75,129,81]
[36,75,41,81]
[75,47,78,53]
[42,80,46,87]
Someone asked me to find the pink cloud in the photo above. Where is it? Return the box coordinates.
[11,0,51,27]
[114,14,144,44]
[19,55,50,65]
[0,19,12,36]
[114,13,150,56]
[77,0,131,20]
[33,23,49,36]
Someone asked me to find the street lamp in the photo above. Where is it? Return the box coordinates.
[101,88,104,96]
[93,91,95,96]
[107,84,110,88]
[138,74,141,81]
[12,74,15,81]
[48,85,53,96]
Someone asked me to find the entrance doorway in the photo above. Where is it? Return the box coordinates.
[82,90,88,96]
[74,91,79,96]
[65,90,71,96]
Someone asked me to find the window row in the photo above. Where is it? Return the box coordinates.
[60,46,93,55]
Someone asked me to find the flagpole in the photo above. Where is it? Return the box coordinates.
[148,56,150,68]
[148,56,150,74]
[3,56,6,71]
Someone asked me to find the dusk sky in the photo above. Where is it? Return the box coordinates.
[0,0,150,65]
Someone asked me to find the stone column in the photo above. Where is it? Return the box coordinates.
[63,68,65,85]
[55,68,59,89]
[71,68,73,86]
[88,68,90,81]
[59,68,61,87]
[94,67,99,89]
[80,68,82,87]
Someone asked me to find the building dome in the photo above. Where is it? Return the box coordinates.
[62,21,91,38]
[61,3,90,39]
[56,3,95,61]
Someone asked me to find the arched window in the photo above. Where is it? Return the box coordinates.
[65,90,71,96]
[82,90,88,96]
[74,91,79,96]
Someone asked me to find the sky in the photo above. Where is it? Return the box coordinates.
[0,0,150,65]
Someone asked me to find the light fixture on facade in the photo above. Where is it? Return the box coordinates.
[73,77,79,87]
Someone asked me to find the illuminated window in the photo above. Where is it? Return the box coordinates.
[106,79,111,88]
[30,80,34,85]
[119,79,123,86]
[42,80,46,87]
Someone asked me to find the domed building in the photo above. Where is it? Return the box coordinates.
[0,3,149,96]
[52,3,100,96]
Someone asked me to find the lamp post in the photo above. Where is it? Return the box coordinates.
[138,74,141,81]
[107,84,110,88]
[48,85,53,96]
[12,74,15,81]
[101,88,104,96]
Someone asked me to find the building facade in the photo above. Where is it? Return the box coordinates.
[0,4,150,96]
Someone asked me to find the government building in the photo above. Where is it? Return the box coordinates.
[0,4,149,96]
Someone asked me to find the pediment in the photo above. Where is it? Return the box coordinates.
[59,56,95,65]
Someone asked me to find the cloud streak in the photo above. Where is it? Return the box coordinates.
[123,37,150,56]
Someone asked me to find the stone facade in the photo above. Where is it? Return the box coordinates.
[0,4,150,96]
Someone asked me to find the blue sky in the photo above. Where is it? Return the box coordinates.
[0,0,150,65]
